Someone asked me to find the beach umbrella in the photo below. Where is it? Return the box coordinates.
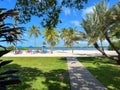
[42,46,46,48]
[41,45,47,53]
[28,46,33,48]
[28,46,34,50]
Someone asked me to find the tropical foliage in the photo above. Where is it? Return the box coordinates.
[15,0,87,28]
[60,28,68,48]
[6,46,15,50]
[81,0,120,64]
[29,25,41,47]
[0,8,24,89]
[60,27,84,53]
[43,27,59,53]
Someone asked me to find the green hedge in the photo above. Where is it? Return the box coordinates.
[7,46,15,50]
[6,46,29,50]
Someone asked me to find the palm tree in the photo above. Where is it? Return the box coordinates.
[13,16,19,53]
[81,0,120,64]
[29,25,41,47]
[60,28,68,51]
[81,0,113,57]
[0,8,23,89]
[64,27,80,53]
[43,27,59,54]
[94,0,120,61]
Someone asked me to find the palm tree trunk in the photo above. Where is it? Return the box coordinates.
[94,42,114,59]
[105,33,120,65]
[14,42,17,54]
[94,42,120,65]
[94,43,120,65]
[51,46,53,54]
[100,41,104,51]
[105,33,120,55]
[63,41,65,52]
[72,47,73,53]
[34,37,36,48]
[71,44,74,53]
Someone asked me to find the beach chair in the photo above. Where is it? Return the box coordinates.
[26,50,32,54]
[15,50,22,54]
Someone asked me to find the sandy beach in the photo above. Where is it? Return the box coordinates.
[3,50,118,57]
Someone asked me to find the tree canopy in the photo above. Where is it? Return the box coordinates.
[0,8,24,89]
[43,27,59,53]
[14,0,87,28]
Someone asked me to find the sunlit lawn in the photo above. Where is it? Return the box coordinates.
[1,57,70,90]
[78,57,120,90]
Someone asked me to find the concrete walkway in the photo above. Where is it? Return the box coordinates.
[67,57,107,90]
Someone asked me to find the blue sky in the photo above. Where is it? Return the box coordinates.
[0,0,118,47]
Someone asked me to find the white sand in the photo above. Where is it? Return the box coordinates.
[3,50,118,57]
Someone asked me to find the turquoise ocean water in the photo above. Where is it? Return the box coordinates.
[30,47,108,50]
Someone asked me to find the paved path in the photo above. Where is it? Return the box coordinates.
[67,57,107,90]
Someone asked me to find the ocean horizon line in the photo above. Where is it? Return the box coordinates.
[20,47,108,50]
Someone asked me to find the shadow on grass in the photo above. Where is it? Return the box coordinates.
[2,63,70,90]
[78,57,116,65]
[78,57,120,90]
[58,57,67,62]
[87,65,120,90]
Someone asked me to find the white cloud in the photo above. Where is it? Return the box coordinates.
[70,20,80,27]
[63,7,71,15]
[82,6,95,17]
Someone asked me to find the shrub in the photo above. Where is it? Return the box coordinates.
[7,46,15,50]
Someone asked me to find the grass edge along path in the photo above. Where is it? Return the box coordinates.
[78,57,120,90]
[1,57,70,90]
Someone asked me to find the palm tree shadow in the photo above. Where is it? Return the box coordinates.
[42,69,70,90]
[86,65,120,90]
[78,57,120,90]
[2,63,70,90]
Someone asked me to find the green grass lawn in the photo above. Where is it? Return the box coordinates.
[78,57,120,90]
[1,57,70,90]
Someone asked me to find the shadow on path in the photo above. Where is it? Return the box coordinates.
[67,57,107,90]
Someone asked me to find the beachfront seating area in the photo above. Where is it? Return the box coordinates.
[12,50,42,54]
[15,50,22,54]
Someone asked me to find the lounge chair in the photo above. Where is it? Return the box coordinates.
[26,50,32,54]
[15,50,22,54]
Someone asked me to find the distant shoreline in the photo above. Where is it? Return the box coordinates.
[27,47,108,50]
